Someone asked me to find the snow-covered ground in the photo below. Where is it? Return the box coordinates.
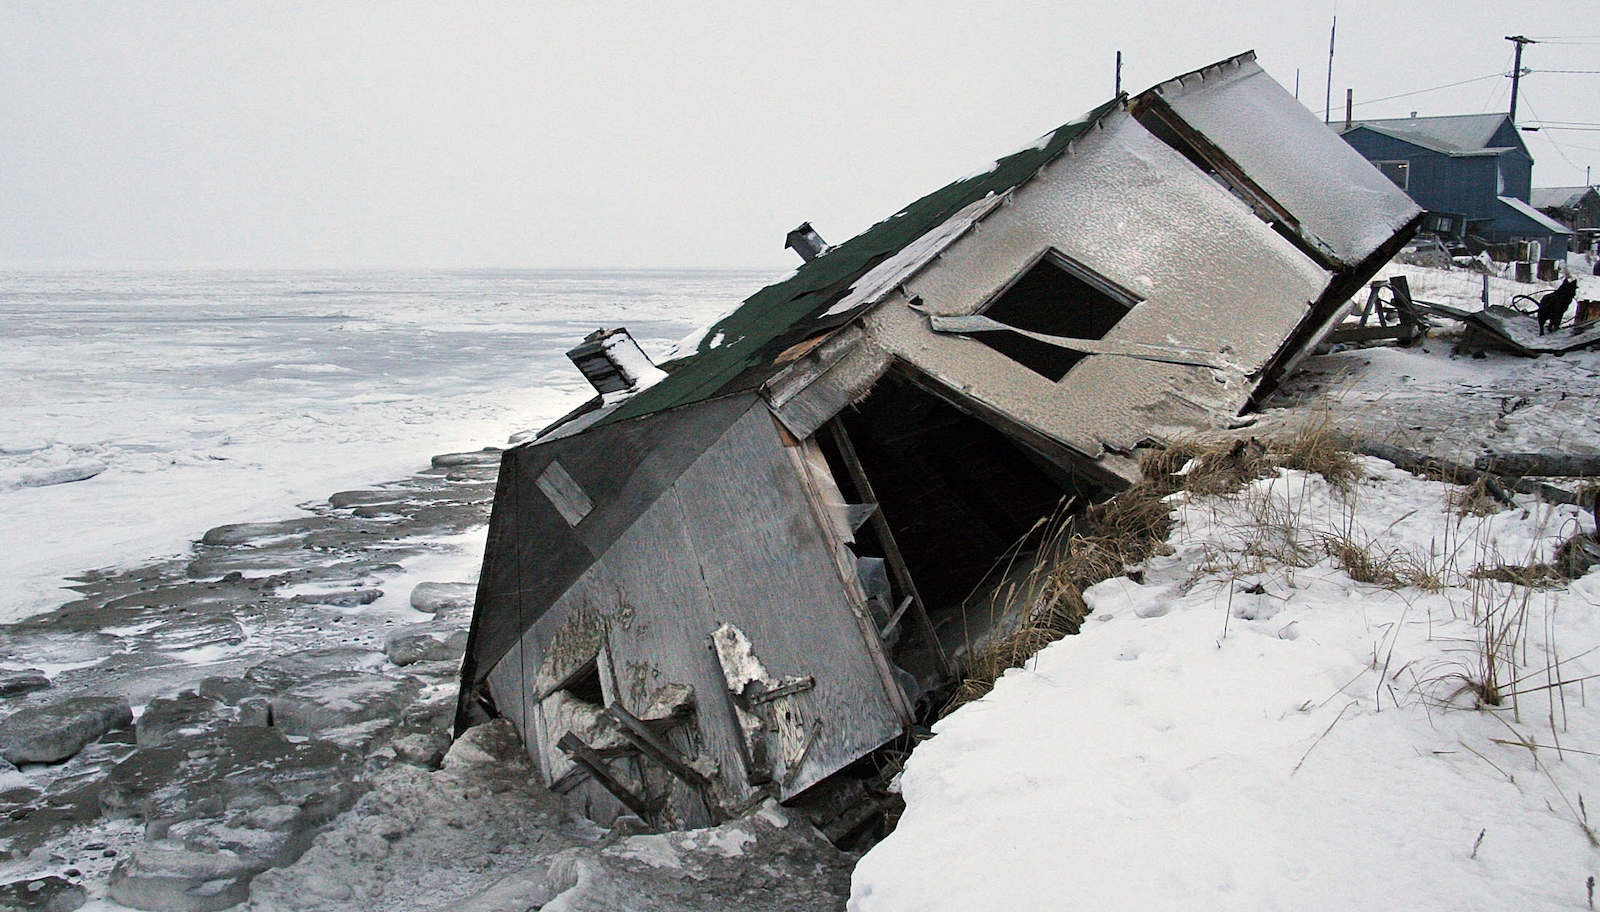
[852,257,1600,912]
[0,269,760,621]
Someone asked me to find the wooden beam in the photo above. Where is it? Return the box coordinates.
[602,703,711,789]
[556,732,657,824]
[825,419,953,679]
[776,422,915,726]
[1325,323,1423,346]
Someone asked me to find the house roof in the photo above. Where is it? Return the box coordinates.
[1340,113,1519,157]
[1532,186,1598,210]
[591,96,1124,428]
[1499,196,1573,235]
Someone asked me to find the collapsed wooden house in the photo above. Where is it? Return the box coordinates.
[455,52,1423,832]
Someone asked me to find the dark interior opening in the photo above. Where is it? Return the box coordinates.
[823,370,1109,711]
[975,252,1136,381]
[561,658,604,706]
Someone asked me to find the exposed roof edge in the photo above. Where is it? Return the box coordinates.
[1147,49,1257,100]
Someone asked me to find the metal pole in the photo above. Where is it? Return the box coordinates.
[1324,15,1336,124]
[1507,35,1534,125]
[1115,51,1122,97]
[1345,88,1353,130]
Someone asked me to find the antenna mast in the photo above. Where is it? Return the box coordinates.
[1324,15,1337,124]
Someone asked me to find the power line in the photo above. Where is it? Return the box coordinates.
[1348,71,1507,109]
[1522,97,1582,172]
[1542,137,1600,155]
[1529,69,1600,75]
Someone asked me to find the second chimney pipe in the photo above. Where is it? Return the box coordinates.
[1344,89,1352,130]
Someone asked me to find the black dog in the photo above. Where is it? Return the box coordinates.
[1538,278,1578,335]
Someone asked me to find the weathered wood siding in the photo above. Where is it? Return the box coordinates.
[485,396,907,817]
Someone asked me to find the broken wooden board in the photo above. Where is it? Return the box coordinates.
[1417,301,1600,356]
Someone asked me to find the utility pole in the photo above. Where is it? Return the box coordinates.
[1507,35,1535,125]
[1324,15,1337,124]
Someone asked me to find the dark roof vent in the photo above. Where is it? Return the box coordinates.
[785,222,832,262]
[566,328,666,396]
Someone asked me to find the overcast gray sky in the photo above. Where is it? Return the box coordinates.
[3,1,1596,269]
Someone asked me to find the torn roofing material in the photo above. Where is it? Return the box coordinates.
[595,96,1124,427]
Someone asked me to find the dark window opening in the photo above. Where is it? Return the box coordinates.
[560,658,605,706]
[1377,160,1410,190]
[973,251,1137,381]
[824,371,1111,714]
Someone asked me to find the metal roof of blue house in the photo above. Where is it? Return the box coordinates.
[596,96,1124,427]
[1339,113,1523,157]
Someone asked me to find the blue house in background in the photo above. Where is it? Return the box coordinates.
[1340,113,1570,257]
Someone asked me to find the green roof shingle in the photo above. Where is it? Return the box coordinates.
[598,96,1123,426]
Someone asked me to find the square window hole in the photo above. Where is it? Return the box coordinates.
[975,251,1139,381]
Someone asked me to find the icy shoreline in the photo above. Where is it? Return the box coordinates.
[0,269,763,622]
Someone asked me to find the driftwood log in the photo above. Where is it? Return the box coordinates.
[1473,453,1600,478]
[1354,441,1578,506]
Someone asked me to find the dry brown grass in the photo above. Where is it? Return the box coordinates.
[1319,531,1446,591]
[1475,531,1600,587]
[1448,477,1507,518]
[944,427,1362,715]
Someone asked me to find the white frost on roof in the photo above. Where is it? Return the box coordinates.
[1158,57,1421,266]
[1343,112,1510,154]
[664,299,748,361]
[597,330,669,405]
[1531,186,1593,210]
[959,160,1000,181]
[1498,196,1574,235]
[822,192,1007,318]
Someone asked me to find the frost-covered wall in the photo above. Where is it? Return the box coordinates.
[1151,56,1422,267]
[862,108,1330,472]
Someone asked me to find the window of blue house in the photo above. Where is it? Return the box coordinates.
[1377,161,1410,190]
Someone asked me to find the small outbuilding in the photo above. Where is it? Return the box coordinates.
[456,52,1422,832]
[1533,186,1600,252]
